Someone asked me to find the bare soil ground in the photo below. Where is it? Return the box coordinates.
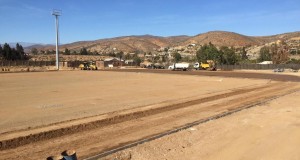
[0,70,299,159]
[0,71,267,134]
[108,89,300,160]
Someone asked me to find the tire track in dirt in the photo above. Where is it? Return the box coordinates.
[85,83,300,160]
[0,82,279,151]
[1,83,299,160]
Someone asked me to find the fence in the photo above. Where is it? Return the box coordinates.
[0,61,56,67]
[0,61,86,68]
[217,64,300,70]
[2,60,300,70]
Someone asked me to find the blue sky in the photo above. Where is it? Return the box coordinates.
[0,0,299,44]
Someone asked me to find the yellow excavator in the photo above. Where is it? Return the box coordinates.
[79,61,98,70]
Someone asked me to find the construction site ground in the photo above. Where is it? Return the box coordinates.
[0,70,299,159]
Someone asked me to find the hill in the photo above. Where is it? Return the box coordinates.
[182,31,265,47]
[33,31,300,54]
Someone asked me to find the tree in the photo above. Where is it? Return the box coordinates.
[0,45,3,58]
[3,43,12,60]
[219,46,238,65]
[45,49,50,55]
[50,50,56,54]
[258,46,271,62]
[108,52,116,57]
[16,43,24,54]
[196,42,221,63]
[116,51,124,61]
[64,48,71,55]
[124,53,132,60]
[133,56,142,66]
[240,47,248,60]
[11,48,18,60]
[15,43,27,60]
[31,48,38,55]
[173,52,182,63]
[80,48,88,55]
[270,44,289,64]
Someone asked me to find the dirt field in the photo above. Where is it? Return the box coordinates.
[0,70,299,159]
[110,90,300,160]
[0,71,268,134]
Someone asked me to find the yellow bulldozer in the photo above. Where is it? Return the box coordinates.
[79,61,98,70]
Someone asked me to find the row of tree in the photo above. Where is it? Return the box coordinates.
[258,43,289,64]
[194,43,245,65]
[0,43,28,60]
[193,42,291,65]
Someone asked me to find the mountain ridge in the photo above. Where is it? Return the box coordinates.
[29,31,300,53]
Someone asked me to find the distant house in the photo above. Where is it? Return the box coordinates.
[104,57,124,67]
[258,61,273,65]
[125,60,134,65]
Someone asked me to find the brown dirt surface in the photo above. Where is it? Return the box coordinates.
[104,69,300,82]
[0,71,269,134]
[107,89,300,160]
[0,70,299,159]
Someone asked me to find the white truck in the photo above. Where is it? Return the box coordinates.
[168,63,190,71]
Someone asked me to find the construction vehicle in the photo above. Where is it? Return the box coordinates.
[194,60,216,71]
[79,61,98,70]
[168,63,189,71]
[154,63,165,69]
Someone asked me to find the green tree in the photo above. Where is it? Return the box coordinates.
[64,48,71,55]
[16,43,27,60]
[196,42,221,63]
[173,52,182,63]
[31,48,38,55]
[124,53,132,60]
[3,43,12,60]
[258,46,271,62]
[219,46,238,65]
[49,49,56,54]
[45,49,50,55]
[108,52,116,57]
[133,56,142,66]
[80,48,88,55]
[11,48,18,60]
[16,43,24,54]
[0,45,3,58]
[116,51,124,61]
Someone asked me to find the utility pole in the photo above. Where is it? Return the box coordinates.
[52,10,61,70]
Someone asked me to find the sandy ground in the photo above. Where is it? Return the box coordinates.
[1,70,299,160]
[0,71,268,134]
[113,90,300,160]
[236,69,300,77]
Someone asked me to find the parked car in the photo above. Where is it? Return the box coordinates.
[273,68,284,72]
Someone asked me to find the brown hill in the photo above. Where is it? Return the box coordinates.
[182,31,264,47]
[254,31,300,43]
[35,31,300,53]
